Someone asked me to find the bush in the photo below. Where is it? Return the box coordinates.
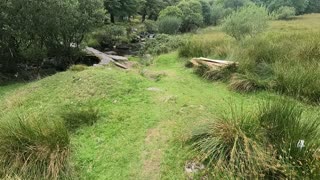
[158,6,183,19]
[258,99,320,178]
[88,25,128,48]
[274,6,296,20]
[62,103,100,131]
[0,115,70,179]
[222,5,269,40]
[157,16,182,35]
[144,20,158,33]
[141,34,184,55]
[189,108,284,178]
[69,64,88,72]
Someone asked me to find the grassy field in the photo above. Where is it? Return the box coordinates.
[0,14,320,179]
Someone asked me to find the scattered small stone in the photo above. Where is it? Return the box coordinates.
[147,87,162,92]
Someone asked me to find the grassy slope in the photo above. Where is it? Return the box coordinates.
[1,53,318,179]
[1,14,320,179]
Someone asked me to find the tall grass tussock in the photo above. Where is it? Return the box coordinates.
[258,99,320,178]
[189,105,286,178]
[189,99,320,178]
[0,115,71,179]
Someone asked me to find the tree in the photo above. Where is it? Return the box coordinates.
[200,0,214,25]
[177,0,204,32]
[159,6,184,19]
[216,0,251,10]
[306,0,320,13]
[274,6,296,20]
[104,0,140,23]
[267,0,308,14]
[222,5,269,40]
[0,0,105,71]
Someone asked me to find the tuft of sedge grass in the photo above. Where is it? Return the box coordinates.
[0,114,71,179]
[69,64,88,72]
[61,103,100,132]
[258,99,320,178]
[194,62,236,82]
[189,107,286,179]
[273,60,320,104]
[229,73,272,93]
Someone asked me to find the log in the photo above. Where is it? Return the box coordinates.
[190,57,237,69]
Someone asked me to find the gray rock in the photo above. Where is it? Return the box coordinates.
[108,55,128,61]
[185,161,205,173]
[104,51,117,55]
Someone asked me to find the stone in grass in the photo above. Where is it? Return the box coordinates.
[146,87,162,92]
[185,161,205,173]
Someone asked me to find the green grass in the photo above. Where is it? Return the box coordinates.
[0,14,320,179]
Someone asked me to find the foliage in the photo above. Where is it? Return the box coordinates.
[141,34,184,55]
[104,0,140,22]
[88,25,128,48]
[258,99,320,177]
[267,0,308,15]
[222,5,269,40]
[306,0,320,13]
[274,6,296,20]
[200,0,213,25]
[211,4,225,25]
[177,0,204,32]
[158,6,184,19]
[0,115,70,179]
[158,16,182,34]
[144,20,158,33]
[0,0,105,70]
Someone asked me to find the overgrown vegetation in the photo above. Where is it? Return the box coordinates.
[189,99,320,178]
[0,115,71,179]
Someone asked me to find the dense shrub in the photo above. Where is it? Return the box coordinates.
[144,20,158,33]
[158,6,183,19]
[141,34,185,55]
[158,16,182,35]
[274,6,296,20]
[222,5,269,40]
[88,25,128,48]
[258,99,320,177]
[0,115,70,179]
